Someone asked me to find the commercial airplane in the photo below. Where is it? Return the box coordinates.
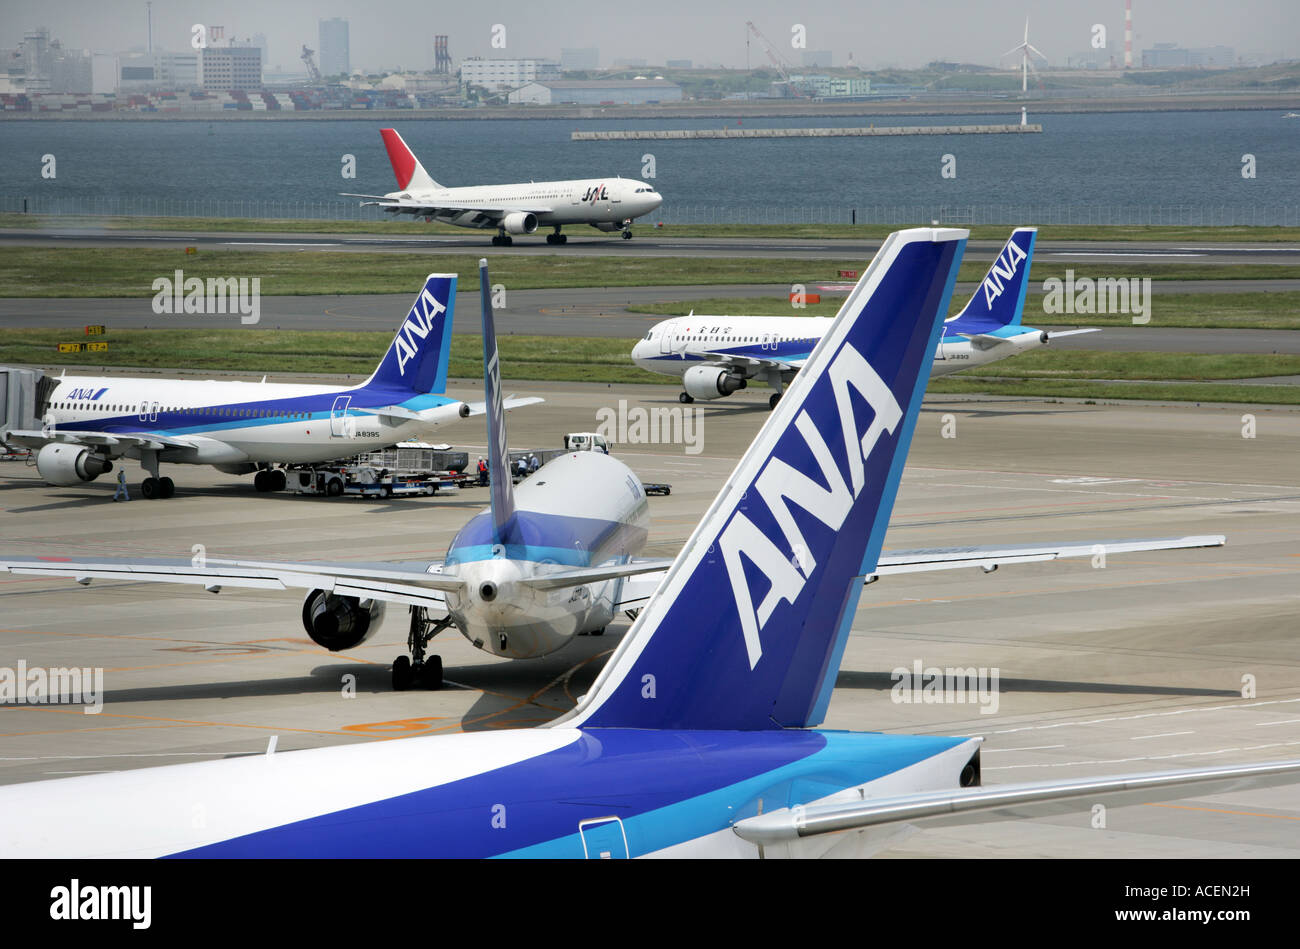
[5,228,1289,859]
[0,262,672,691]
[1,276,540,499]
[631,227,1097,409]
[344,128,663,245]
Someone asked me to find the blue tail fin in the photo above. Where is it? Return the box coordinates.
[359,274,456,397]
[946,227,1036,336]
[564,228,967,732]
[479,260,516,540]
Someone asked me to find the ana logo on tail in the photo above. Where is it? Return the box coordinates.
[982,238,1028,307]
[395,288,448,377]
[719,342,903,668]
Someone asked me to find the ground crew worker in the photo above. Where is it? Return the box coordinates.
[477,457,488,486]
[113,468,130,502]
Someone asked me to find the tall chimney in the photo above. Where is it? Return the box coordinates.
[147,1,153,53]
[1124,0,1133,68]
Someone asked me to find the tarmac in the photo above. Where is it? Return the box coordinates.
[1,382,1297,857]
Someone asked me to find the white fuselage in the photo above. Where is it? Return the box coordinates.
[394,178,662,230]
[630,316,1050,386]
[441,451,651,658]
[44,374,465,467]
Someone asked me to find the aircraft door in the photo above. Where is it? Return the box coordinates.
[659,323,675,355]
[578,816,629,859]
[330,395,355,437]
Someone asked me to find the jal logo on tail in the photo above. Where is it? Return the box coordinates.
[981,238,1028,307]
[393,287,447,376]
[719,342,902,668]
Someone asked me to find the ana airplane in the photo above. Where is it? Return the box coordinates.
[345,128,663,246]
[4,227,1289,859]
[0,261,671,691]
[1,275,540,499]
[631,226,1097,409]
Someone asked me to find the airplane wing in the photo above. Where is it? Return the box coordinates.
[1047,328,1101,340]
[733,758,1300,844]
[341,194,553,219]
[697,351,807,373]
[463,395,544,417]
[2,429,198,452]
[613,570,669,610]
[870,534,1224,579]
[0,555,462,611]
[518,558,676,592]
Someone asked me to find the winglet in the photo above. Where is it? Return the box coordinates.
[560,227,968,732]
[480,259,516,541]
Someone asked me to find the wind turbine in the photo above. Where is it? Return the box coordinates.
[1003,18,1046,95]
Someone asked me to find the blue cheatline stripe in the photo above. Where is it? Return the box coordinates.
[446,509,645,568]
[804,237,966,728]
[165,729,967,859]
[447,544,593,567]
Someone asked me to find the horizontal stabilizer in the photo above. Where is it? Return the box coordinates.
[734,757,1300,843]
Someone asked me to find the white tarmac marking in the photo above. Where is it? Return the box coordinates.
[1256,719,1300,727]
[982,744,1066,753]
[991,697,1300,735]
[986,739,1300,771]
[1044,252,1206,258]
[1131,731,1195,740]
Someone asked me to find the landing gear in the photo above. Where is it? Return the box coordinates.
[138,449,175,499]
[392,606,452,690]
[546,228,567,245]
[254,469,286,493]
[621,230,633,240]
[492,230,513,247]
[678,392,694,404]
[769,392,782,410]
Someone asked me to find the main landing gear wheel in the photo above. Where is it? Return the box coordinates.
[546,232,567,245]
[158,476,175,499]
[254,469,271,492]
[392,655,413,691]
[141,477,159,500]
[678,392,694,404]
[621,230,632,240]
[396,606,452,691]
[769,392,782,410]
[269,469,286,491]
[492,234,514,247]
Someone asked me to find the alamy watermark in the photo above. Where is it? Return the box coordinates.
[1042,270,1151,324]
[0,660,103,714]
[891,659,1000,715]
[152,269,261,325]
[595,399,703,455]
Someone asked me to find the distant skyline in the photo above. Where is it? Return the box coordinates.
[2,0,1296,74]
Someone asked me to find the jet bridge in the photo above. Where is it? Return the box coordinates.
[0,367,53,448]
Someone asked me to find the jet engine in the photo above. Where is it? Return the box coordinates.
[682,366,747,400]
[35,444,113,485]
[501,212,538,235]
[301,590,387,651]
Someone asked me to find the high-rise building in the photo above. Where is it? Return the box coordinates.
[319,18,350,78]
[199,46,262,90]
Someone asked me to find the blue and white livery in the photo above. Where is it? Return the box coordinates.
[630,227,1098,409]
[3,275,540,498]
[0,261,671,690]
[1,229,1289,859]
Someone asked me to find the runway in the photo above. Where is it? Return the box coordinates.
[5,226,1300,265]
[3,287,1298,354]
[1,382,1297,857]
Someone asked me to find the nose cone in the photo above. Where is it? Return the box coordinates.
[649,192,663,211]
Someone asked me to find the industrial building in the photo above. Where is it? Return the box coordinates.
[460,58,561,92]
[506,78,682,105]
[199,46,262,91]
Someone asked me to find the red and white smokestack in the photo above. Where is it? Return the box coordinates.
[1125,0,1133,68]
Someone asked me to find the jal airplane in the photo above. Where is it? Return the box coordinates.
[2,276,540,499]
[345,128,663,245]
[5,228,1288,859]
[631,227,1097,409]
[1,261,672,691]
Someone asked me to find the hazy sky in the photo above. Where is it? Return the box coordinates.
[3,0,1296,73]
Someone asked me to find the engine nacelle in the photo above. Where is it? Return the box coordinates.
[501,211,538,235]
[683,366,747,400]
[301,590,387,651]
[35,443,113,485]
